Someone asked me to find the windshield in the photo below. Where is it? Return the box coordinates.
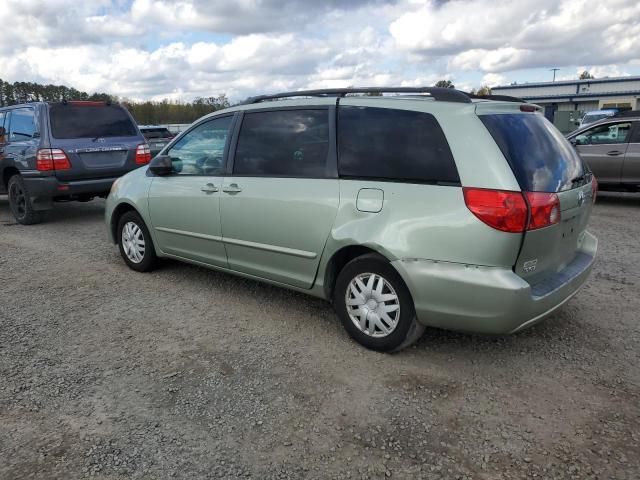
[49,104,137,139]
[582,114,609,125]
[480,113,585,192]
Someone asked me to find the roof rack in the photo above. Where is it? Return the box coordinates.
[243,87,474,105]
[612,110,640,118]
[465,93,526,103]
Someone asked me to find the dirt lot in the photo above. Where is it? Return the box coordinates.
[0,193,638,480]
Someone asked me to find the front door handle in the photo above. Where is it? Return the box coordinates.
[201,183,219,193]
[607,150,624,156]
[222,183,242,193]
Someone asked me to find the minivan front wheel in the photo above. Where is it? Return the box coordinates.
[117,211,157,272]
[334,254,425,352]
[8,175,43,225]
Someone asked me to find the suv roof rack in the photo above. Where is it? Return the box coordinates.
[243,87,474,105]
[612,110,640,118]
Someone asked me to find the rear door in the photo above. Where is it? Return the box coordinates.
[220,107,339,289]
[147,114,234,268]
[47,102,144,181]
[621,121,640,186]
[480,112,594,285]
[572,121,632,184]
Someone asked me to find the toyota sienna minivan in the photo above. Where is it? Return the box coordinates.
[105,87,598,352]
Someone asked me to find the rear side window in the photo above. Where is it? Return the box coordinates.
[233,110,329,177]
[49,104,137,139]
[9,108,37,141]
[337,107,459,184]
[480,113,585,192]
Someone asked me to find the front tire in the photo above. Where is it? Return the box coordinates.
[333,254,425,352]
[117,211,158,272]
[8,175,44,225]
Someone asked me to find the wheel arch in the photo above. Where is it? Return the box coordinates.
[1,166,20,189]
[110,201,140,244]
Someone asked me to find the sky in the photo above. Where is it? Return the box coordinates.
[1,0,639,103]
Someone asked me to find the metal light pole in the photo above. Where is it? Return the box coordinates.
[550,68,560,82]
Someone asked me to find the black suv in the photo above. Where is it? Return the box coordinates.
[0,101,149,224]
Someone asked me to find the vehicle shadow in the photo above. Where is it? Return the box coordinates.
[596,191,640,206]
[0,196,106,225]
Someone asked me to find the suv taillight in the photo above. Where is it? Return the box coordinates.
[463,188,561,233]
[135,144,151,165]
[36,149,71,171]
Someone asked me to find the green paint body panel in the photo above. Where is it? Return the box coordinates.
[105,96,597,335]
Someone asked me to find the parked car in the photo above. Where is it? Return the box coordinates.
[567,110,640,191]
[106,87,597,352]
[138,125,175,156]
[578,109,618,128]
[0,101,150,224]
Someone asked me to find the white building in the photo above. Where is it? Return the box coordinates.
[492,76,640,123]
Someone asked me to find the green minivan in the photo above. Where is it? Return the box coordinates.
[105,87,597,351]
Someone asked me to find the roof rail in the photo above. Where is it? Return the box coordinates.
[243,87,473,105]
[465,93,526,103]
[612,110,640,118]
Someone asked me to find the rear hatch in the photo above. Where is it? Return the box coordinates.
[47,102,145,181]
[141,127,174,155]
[479,110,595,286]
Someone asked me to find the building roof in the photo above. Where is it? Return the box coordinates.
[493,75,640,91]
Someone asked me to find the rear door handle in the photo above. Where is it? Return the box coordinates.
[201,183,219,193]
[607,150,624,156]
[222,183,242,193]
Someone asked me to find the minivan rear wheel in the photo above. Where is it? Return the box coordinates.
[117,211,158,272]
[334,254,425,352]
[8,175,43,225]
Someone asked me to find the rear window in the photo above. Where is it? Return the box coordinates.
[141,128,172,139]
[480,113,585,192]
[338,106,459,184]
[49,104,137,139]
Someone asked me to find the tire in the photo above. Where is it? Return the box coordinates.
[333,253,425,352]
[116,211,158,272]
[7,175,44,225]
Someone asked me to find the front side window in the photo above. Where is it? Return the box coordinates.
[9,108,36,141]
[233,110,329,177]
[337,106,459,184]
[167,116,232,175]
[575,122,631,145]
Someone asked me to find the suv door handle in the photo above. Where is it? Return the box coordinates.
[607,150,624,156]
[201,183,219,193]
[222,183,242,193]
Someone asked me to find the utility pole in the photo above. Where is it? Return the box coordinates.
[550,68,560,82]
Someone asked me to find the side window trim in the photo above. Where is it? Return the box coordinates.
[164,112,237,177]
[226,107,336,179]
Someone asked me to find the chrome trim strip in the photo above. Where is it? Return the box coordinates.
[155,227,223,243]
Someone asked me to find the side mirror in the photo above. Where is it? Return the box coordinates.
[148,155,174,176]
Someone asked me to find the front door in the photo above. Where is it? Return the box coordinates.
[220,108,339,289]
[148,114,235,267]
[574,121,632,184]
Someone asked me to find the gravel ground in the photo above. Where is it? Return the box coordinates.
[0,193,639,480]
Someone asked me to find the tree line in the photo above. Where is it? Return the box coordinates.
[0,78,229,124]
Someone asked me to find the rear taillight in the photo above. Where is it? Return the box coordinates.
[525,192,560,230]
[36,149,71,171]
[591,176,598,203]
[463,188,528,233]
[463,188,561,233]
[135,144,151,165]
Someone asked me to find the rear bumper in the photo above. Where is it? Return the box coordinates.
[392,231,597,334]
[22,176,118,210]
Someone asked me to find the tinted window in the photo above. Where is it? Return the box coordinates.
[9,108,36,141]
[49,104,137,139]
[234,110,329,177]
[338,107,459,184]
[167,116,232,175]
[0,112,6,141]
[481,113,585,192]
[575,122,631,145]
[141,128,173,139]
[630,123,640,143]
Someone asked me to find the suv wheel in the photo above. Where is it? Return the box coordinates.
[8,175,43,225]
[117,211,158,272]
[334,254,425,352]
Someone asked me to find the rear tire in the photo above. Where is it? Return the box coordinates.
[8,175,44,225]
[333,254,425,352]
[117,211,158,272]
